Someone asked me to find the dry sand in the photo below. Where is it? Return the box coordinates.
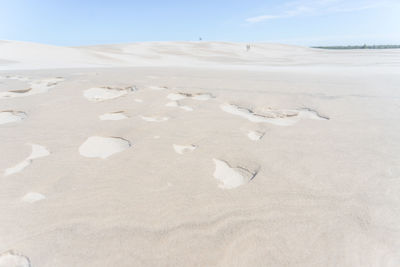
[1,41,400,266]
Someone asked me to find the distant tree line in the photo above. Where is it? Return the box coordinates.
[312,45,400,50]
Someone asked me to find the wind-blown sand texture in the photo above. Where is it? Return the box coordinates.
[1,41,400,266]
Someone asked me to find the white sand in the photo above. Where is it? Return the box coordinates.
[167,92,213,101]
[4,144,49,176]
[83,86,135,102]
[99,111,128,121]
[173,144,197,154]
[166,101,193,111]
[213,159,256,189]
[0,111,27,125]
[247,130,264,141]
[148,85,167,90]
[79,136,131,159]
[1,41,400,266]
[140,116,169,122]
[0,251,30,267]
[21,192,46,203]
[221,103,328,126]
[0,77,63,99]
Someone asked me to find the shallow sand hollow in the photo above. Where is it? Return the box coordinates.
[1,41,400,267]
[79,136,131,159]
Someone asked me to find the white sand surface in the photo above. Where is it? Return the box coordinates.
[173,144,197,154]
[99,111,128,121]
[247,130,264,141]
[213,159,257,189]
[0,251,30,267]
[1,41,400,266]
[83,86,135,102]
[140,116,169,122]
[21,192,46,203]
[79,136,131,159]
[4,144,49,176]
[0,110,27,125]
[221,103,328,126]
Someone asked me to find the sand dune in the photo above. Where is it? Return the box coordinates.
[1,40,399,70]
[1,40,400,266]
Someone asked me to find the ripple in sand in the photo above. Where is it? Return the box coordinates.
[173,144,197,154]
[213,159,258,189]
[79,136,131,159]
[220,103,328,126]
[83,86,136,102]
[0,111,27,125]
[99,111,128,121]
[0,250,31,267]
[4,144,50,176]
[21,192,46,203]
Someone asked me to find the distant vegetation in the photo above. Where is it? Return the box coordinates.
[313,45,400,50]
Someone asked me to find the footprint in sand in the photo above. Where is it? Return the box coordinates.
[167,92,214,101]
[21,192,46,203]
[140,116,169,122]
[213,159,258,189]
[99,111,128,121]
[83,86,136,102]
[220,103,328,126]
[0,111,27,125]
[247,130,265,141]
[0,250,31,267]
[4,144,50,176]
[173,144,197,154]
[79,136,131,159]
[165,101,193,111]
[0,77,64,99]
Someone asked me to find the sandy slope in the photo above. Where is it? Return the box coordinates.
[0,41,400,267]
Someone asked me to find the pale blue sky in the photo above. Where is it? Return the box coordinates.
[0,0,399,46]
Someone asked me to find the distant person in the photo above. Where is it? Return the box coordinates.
[199,37,202,41]
[246,44,251,51]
